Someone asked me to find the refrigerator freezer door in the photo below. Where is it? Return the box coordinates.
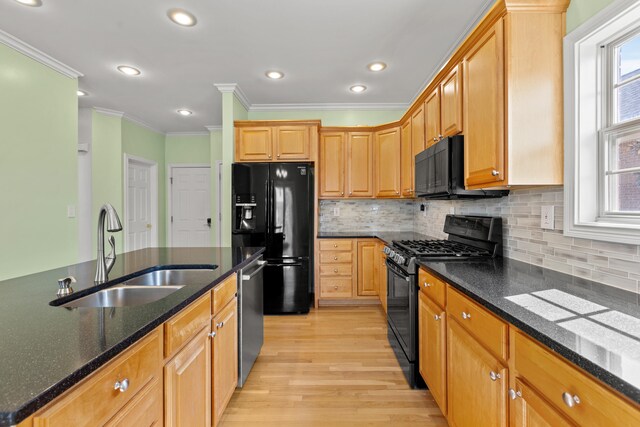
[263,259,310,314]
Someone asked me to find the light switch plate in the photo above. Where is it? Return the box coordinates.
[333,207,340,217]
[67,205,76,218]
[541,206,554,229]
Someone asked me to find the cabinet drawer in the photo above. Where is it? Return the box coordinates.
[33,329,162,427]
[319,264,352,276]
[418,268,446,308]
[447,286,508,360]
[319,239,353,251]
[319,251,353,264]
[320,278,353,298]
[514,331,640,426]
[164,293,211,358]
[212,273,237,314]
[104,376,162,427]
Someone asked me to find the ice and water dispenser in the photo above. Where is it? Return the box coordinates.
[234,194,257,231]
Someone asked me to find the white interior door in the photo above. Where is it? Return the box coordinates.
[171,167,211,247]
[126,159,155,251]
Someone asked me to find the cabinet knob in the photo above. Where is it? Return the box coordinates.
[489,371,501,382]
[434,314,441,321]
[461,311,471,320]
[334,269,338,273]
[216,321,225,328]
[277,154,280,157]
[208,331,217,338]
[333,244,338,248]
[114,378,129,393]
[396,191,399,194]
[334,256,338,260]
[508,388,522,400]
[438,134,443,140]
[268,155,272,159]
[341,191,344,196]
[433,137,438,142]
[491,170,500,176]
[562,392,581,408]
[423,282,431,288]
[334,285,338,290]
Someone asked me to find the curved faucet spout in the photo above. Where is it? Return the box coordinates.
[95,204,122,284]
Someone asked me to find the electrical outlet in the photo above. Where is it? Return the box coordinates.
[67,205,76,218]
[333,207,340,217]
[541,206,554,229]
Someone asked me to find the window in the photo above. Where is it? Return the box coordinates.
[565,0,640,244]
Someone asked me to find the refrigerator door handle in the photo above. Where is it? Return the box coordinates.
[273,180,284,232]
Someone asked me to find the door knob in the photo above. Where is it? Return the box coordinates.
[146,223,152,229]
[206,218,211,228]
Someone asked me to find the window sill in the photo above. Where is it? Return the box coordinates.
[564,219,640,245]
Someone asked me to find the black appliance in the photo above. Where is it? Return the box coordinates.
[384,215,503,388]
[415,135,509,199]
[232,163,314,314]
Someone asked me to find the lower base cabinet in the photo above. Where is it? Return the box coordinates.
[105,377,163,427]
[511,378,574,427]
[212,297,238,426]
[418,292,447,415]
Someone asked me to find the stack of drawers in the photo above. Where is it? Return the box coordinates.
[318,239,354,298]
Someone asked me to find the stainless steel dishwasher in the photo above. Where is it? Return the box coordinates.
[237,255,265,387]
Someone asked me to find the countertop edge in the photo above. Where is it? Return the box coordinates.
[3,248,265,426]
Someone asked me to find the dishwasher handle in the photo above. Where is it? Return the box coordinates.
[242,260,267,281]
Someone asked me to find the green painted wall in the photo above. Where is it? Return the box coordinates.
[0,44,79,280]
[165,134,211,164]
[566,0,614,33]
[247,109,404,126]
[122,119,167,246]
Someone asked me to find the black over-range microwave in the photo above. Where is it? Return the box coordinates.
[415,135,509,199]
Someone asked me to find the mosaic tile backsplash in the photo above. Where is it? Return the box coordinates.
[319,199,414,232]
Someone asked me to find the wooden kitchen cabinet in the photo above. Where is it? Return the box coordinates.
[425,87,441,147]
[346,132,374,197]
[164,327,212,427]
[235,121,318,162]
[418,291,447,415]
[212,297,238,426]
[511,378,575,427]
[374,126,401,198]
[275,126,310,160]
[236,127,273,161]
[319,132,346,198]
[440,63,463,138]
[411,104,425,161]
[104,377,162,427]
[356,240,378,297]
[400,119,414,197]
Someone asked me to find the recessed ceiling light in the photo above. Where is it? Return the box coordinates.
[117,65,141,76]
[368,62,387,72]
[167,8,197,27]
[177,109,193,116]
[266,71,284,80]
[77,90,88,97]
[14,0,42,7]
[350,85,367,93]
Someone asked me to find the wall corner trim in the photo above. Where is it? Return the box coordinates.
[213,83,251,111]
[205,125,223,132]
[93,107,125,118]
[166,131,211,136]
[0,29,83,79]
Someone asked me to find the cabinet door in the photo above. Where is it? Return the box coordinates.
[275,126,310,160]
[346,132,374,197]
[400,119,414,197]
[236,127,273,161]
[425,87,441,147]
[463,19,505,188]
[512,378,575,427]
[374,127,401,198]
[164,327,211,427]
[212,298,238,426]
[105,377,162,427]
[447,318,507,427]
[441,64,463,137]
[411,104,425,158]
[419,292,447,416]
[378,242,387,312]
[357,240,378,296]
[319,132,346,198]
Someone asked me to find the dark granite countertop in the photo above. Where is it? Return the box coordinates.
[0,247,264,426]
[317,231,435,245]
[418,257,640,404]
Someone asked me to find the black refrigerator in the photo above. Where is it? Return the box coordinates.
[232,163,314,314]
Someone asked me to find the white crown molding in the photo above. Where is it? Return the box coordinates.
[166,131,211,136]
[205,125,223,132]
[0,29,83,79]
[123,114,164,135]
[93,107,124,118]
[213,83,251,111]
[249,102,409,112]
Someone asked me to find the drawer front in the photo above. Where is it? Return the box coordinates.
[319,251,353,264]
[319,239,353,251]
[33,329,162,427]
[164,293,211,358]
[514,331,640,426]
[212,273,237,314]
[319,264,352,276]
[447,286,508,360]
[320,277,353,298]
[104,376,162,427]
[418,268,446,308]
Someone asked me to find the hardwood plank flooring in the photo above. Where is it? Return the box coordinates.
[219,306,447,426]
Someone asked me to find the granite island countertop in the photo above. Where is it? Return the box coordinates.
[418,257,640,404]
[0,246,264,426]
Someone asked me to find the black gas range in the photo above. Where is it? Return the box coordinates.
[385,215,503,389]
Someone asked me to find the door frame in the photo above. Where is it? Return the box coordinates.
[123,154,159,252]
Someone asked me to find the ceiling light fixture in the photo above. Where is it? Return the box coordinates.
[349,85,367,93]
[167,8,197,27]
[117,65,141,76]
[368,62,387,72]
[265,71,284,80]
[14,0,42,7]
[77,90,88,96]
[177,109,193,116]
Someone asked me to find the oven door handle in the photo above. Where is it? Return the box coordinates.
[386,260,410,281]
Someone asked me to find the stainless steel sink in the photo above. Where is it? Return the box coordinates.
[62,285,184,308]
[122,269,214,287]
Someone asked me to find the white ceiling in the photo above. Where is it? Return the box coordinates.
[0,0,493,133]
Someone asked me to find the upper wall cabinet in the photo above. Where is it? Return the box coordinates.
[425,87,441,148]
[319,132,346,198]
[440,63,463,138]
[374,127,401,198]
[346,132,374,198]
[235,121,319,162]
[400,119,414,197]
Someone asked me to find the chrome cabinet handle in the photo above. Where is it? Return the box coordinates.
[433,137,438,142]
[489,371,501,381]
[491,170,500,176]
[562,392,581,408]
[208,331,217,338]
[508,388,522,400]
[423,282,431,288]
[461,312,471,320]
[438,134,443,140]
[434,314,441,321]
[216,321,225,328]
[114,378,129,393]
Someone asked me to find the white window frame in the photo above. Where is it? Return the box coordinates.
[564,0,640,244]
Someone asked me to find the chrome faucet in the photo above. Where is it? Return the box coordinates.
[95,203,123,284]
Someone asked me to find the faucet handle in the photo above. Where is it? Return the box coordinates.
[57,276,76,297]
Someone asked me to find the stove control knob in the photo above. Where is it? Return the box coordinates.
[389,250,396,258]
[383,247,391,255]
[398,255,406,264]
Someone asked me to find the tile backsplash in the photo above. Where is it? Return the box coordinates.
[319,199,414,232]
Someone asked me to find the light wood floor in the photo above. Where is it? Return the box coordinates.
[219,306,447,426]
